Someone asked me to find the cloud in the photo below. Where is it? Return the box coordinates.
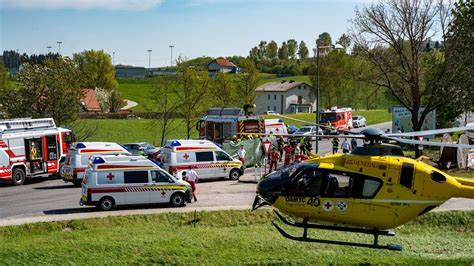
[0,0,164,11]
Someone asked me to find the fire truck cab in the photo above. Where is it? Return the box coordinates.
[319,107,353,134]
[0,118,75,186]
[196,108,264,144]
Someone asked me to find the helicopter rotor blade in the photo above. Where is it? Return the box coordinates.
[386,126,474,138]
[386,137,474,149]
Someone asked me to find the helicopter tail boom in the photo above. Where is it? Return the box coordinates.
[454,177,474,199]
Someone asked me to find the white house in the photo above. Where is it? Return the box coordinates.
[254,81,316,114]
[207,58,239,75]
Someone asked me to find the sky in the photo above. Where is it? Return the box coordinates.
[0,0,374,67]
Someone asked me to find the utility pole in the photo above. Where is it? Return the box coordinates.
[57,41,62,55]
[112,52,115,65]
[147,49,152,76]
[169,45,174,67]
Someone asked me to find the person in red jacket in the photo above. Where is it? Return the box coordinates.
[283,142,294,166]
[269,147,280,173]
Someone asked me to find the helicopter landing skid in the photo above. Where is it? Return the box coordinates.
[273,211,402,251]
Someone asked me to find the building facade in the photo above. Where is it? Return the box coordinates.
[207,58,239,75]
[115,65,146,79]
[254,81,316,114]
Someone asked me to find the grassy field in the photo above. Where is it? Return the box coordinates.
[117,79,155,112]
[1,210,472,264]
[73,119,198,145]
[264,109,391,128]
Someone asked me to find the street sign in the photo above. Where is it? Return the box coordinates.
[262,140,272,155]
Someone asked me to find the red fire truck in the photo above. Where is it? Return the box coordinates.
[319,107,353,134]
[0,118,75,185]
[196,108,264,143]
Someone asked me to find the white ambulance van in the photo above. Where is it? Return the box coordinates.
[160,140,244,180]
[264,119,288,137]
[62,142,131,186]
[80,155,192,211]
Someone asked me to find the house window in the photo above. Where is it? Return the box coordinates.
[274,106,277,111]
[274,95,276,100]
[268,94,270,100]
[298,96,303,104]
[267,106,270,111]
[298,86,301,90]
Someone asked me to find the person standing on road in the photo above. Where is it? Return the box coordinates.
[283,142,294,166]
[185,166,198,202]
[277,137,284,162]
[341,138,351,154]
[269,147,280,173]
[351,138,357,151]
[332,138,339,154]
[238,145,246,167]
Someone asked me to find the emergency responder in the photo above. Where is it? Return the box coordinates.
[289,137,297,161]
[341,138,351,153]
[325,123,333,135]
[304,136,312,155]
[283,142,294,166]
[277,137,285,162]
[30,142,38,159]
[332,138,339,154]
[269,147,280,173]
[185,166,198,202]
[138,147,145,156]
[351,138,358,151]
[238,145,246,166]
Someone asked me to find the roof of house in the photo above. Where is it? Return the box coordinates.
[81,88,101,112]
[209,58,237,68]
[255,81,311,92]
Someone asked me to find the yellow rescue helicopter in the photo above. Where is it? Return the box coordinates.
[252,126,474,251]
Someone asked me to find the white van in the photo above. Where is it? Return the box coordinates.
[265,119,288,137]
[62,142,131,186]
[80,155,192,211]
[160,140,243,180]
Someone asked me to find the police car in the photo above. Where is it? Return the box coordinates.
[159,139,243,180]
[80,155,192,211]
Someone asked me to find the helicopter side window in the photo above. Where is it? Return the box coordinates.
[322,172,350,197]
[285,169,323,197]
[362,179,381,197]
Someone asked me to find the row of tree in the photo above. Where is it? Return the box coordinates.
[0,49,124,125]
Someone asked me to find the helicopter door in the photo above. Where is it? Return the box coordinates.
[400,163,415,192]
[285,169,323,197]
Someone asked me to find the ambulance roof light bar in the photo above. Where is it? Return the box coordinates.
[92,157,105,164]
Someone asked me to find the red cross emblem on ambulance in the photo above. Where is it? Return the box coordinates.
[107,173,115,181]
[183,153,190,160]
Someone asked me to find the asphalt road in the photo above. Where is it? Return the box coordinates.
[0,121,472,226]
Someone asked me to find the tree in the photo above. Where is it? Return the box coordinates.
[237,59,260,107]
[151,76,181,146]
[73,49,118,91]
[175,68,210,139]
[436,0,474,126]
[287,39,298,59]
[298,41,309,59]
[249,46,259,62]
[316,32,332,47]
[108,90,126,113]
[351,0,452,141]
[211,72,237,107]
[0,65,11,91]
[278,41,289,60]
[337,34,351,51]
[3,58,83,125]
[266,41,278,59]
[258,41,267,60]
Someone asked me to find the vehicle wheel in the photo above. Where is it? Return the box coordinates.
[73,179,82,187]
[229,169,240,180]
[98,197,114,211]
[11,168,26,186]
[170,193,185,207]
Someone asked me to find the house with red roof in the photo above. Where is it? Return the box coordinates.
[207,58,240,75]
[81,88,102,113]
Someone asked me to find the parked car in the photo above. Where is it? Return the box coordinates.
[265,110,279,115]
[122,142,159,156]
[292,125,323,139]
[287,124,299,134]
[352,115,367,128]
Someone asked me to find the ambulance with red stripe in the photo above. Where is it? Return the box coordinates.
[61,142,131,186]
[0,118,75,186]
[160,140,244,180]
[80,155,192,211]
[264,119,288,138]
